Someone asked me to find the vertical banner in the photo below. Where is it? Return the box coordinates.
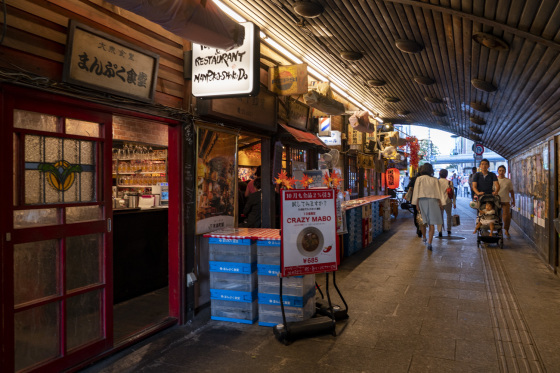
[196,128,237,234]
[281,189,338,276]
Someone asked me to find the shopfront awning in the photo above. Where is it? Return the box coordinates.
[278,123,329,153]
[105,0,244,50]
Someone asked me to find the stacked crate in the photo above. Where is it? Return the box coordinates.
[256,238,316,327]
[209,236,258,324]
[371,201,383,237]
[344,207,363,256]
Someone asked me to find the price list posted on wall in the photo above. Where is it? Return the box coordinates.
[281,189,338,277]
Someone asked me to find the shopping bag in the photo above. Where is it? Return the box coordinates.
[452,214,461,226]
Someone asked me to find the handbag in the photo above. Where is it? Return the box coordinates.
[404,187,413,202]
[416,211,426,226]
[446,181,454,200]
[452,214,461,226]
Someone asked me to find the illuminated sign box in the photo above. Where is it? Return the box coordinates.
[192,22,260,98]
[63,20,159,103]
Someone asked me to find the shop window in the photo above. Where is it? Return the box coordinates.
[348,156,358,197]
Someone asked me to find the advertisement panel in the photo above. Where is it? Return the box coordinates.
[281,189,338,276]
[196,128,237,234]
[268,63,308,96]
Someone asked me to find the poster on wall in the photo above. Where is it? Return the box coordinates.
[280,188,338,277]
[196,128,237,234]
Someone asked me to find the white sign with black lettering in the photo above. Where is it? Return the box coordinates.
[192,22,260,98]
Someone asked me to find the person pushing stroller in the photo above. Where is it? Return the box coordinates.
[473,201,498,236]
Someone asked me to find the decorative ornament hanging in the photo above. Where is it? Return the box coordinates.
[406,136,420,169]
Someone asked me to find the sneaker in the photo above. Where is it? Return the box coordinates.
[447,231,451,235]
[427,244,432,251]
[438,231,443,238]
[417,231,422,237]
[423,237,427,243]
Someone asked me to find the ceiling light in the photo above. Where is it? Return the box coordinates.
[396,110,410,116]
[471,79,497,93]
[470,126,484,134]
[212,0,246,22]
[293,1,325,18]
[395,39,424,53]
[470,101,491,113]
[470,116,487,125]
[472,32,509,51]
[413,76,435,85]
[367,79,386,87]
[340,50,364,61]
[425,96,443,104]
[385,96,400,103]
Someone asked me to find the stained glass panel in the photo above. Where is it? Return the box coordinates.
[24,135,96,204]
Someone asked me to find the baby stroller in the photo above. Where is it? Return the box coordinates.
[475,194,504,249]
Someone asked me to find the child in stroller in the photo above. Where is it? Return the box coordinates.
[473,194,504,248]
[473,201,498,236]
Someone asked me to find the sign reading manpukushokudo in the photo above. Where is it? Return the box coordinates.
[281,189,338,277]
[191,22,260,98]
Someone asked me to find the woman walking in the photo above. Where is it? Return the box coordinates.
[497,165,515,237]
[411,163,445,250]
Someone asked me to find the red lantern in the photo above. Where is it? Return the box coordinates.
[386,168,400,189]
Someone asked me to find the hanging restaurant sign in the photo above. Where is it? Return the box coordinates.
[358,154,375,169]
[268,63,308,96]
[192,22,260,98]
[386,168,400,189]
[287,97,310,131]
[63,20,159,103]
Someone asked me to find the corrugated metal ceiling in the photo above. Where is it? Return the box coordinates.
[221,0,560,158]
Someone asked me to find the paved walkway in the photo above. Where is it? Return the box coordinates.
[83,197,560,372]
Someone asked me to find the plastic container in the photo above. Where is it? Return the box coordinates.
[210,271,257,293]
[258,296,315,327]
[211,299,258,324]
[208,237,256,263]
[256,239,281,265]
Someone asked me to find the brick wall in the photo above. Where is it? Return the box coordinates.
[113,116,168,146]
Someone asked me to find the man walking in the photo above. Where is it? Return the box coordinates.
[472,159,500,197]
[452,172,459,197]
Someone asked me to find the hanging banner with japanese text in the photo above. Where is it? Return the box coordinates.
[281,189,338,276]
[63,20,159,103]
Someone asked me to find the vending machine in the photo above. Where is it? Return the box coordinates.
[152,182,169,206]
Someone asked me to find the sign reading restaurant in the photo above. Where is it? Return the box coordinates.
[63,20,159,103]
[192,22,260,98]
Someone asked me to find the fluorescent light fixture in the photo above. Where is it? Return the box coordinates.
[212,0,246,22]
[307,67,328,82]
[211,0,381,118]
[262,38,303,63]
[374,116,384,123]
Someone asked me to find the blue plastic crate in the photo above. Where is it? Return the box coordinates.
[211,299,258,324]
[258,296,315,327]
[209,237,256,263]
[210,271,257,292]
[209,261,256,274]
[258,287,315,307]
[210,288,258,302]
[257,240,281,265]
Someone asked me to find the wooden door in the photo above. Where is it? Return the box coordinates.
[1,87,113,372]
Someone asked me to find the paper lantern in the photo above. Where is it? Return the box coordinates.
[386,168,400,189]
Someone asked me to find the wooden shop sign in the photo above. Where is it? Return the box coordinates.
[63,20,159,103]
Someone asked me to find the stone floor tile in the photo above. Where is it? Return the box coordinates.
[455,338,498,364]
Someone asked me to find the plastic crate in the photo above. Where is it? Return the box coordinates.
[258,296,315,327]
[208,237,256,263]
[210,288,258,302]
[257,271,315,297]
[210,271,257,292]
[209,261,256,274]
[257,239,281,265]
[258,287,315,307]
[211,299,258,324]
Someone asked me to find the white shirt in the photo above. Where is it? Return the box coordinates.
[411,175,446,206]
[497,178,513,203]
[438,178,455,205]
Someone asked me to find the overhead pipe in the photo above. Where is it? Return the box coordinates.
[105,0,244,50]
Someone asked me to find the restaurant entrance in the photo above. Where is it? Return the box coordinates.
[0,86,182,372]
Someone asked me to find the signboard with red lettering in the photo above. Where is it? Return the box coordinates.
[280,189,338,276]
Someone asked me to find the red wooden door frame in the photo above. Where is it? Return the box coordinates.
[0,85,183,371]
